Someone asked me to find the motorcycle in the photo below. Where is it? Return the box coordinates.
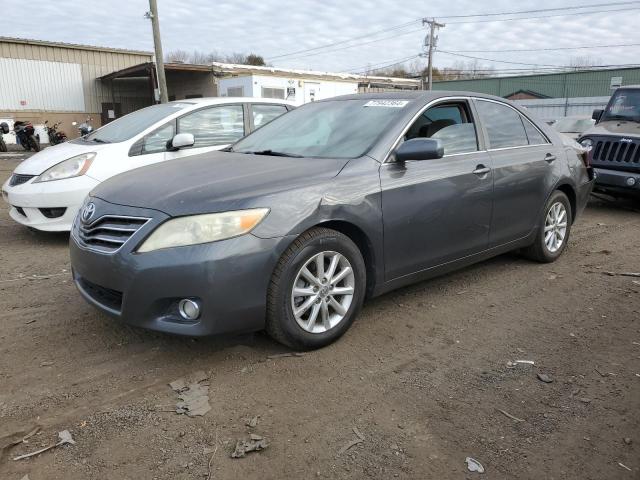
[72,117,93,137]
[44,120,68,145]
[0,122,8,152]
[13,121,40,152]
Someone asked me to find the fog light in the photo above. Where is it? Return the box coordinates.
[626,177,636,187]
[178,299,200,320]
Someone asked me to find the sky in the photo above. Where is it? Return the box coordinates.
[3,0,640,75]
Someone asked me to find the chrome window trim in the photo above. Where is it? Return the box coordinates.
[382,95,554,164]
[383,96,475,164]
[472,97,551,146]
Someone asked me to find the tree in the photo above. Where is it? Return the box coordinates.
[245,53,266,66]
[569,56,602,70]
[165,49,189,63]
[165,50,268,66]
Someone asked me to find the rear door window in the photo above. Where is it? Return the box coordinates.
[522,117,548,145]
[178,105,245,147]
[475,100,529,149]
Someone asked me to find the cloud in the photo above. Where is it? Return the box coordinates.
[2,0,638,73]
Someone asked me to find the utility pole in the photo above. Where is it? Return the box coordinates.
[422,18,445,90]
[146,0,168,103]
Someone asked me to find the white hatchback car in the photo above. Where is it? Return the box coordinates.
[2,97,294,231]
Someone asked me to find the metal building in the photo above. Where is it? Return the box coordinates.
[432,67,640,120]
[0,36,152,141]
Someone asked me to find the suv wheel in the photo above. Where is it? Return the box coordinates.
[523,190,572,263]
[266,227,366,350]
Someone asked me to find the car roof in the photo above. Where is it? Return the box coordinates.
[317,90,520,105]
[169,97,296,107]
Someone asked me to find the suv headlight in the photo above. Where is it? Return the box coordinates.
[579,138,593,151]
[137,208,269,253]
[33,152,96,183]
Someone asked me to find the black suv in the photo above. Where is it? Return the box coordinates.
[579,85,640,197]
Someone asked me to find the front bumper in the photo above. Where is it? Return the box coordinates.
[593,168,640,197]
[2,175,99,231]
[70,197,292,336]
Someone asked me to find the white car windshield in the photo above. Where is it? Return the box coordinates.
[232,99,410,159]
[80,102,193,143]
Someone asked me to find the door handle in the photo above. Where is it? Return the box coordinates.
[544,153,556,163]
[472,165,491,175]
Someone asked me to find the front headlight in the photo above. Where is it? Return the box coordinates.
[579,138,593,150]
[137,208,269,253]
[33,152,96,183]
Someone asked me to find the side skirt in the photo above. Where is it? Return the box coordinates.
[371,229,536,298]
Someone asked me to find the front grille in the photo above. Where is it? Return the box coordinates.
[14,206,26,217]
[9,174,35,186]
[592,137,640,171]
[77,276,123,312]
[75,215,149,254]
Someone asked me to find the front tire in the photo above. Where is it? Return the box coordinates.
[523,190,572,263]
[266,227,366,350]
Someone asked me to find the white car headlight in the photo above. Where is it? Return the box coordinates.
[137,208,269,253]
[33,152,96,183]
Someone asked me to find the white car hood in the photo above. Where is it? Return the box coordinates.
[14,141,113,175]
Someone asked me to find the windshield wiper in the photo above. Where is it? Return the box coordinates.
[91,137,109,143]
[603,114,634,122]
[246,149,303,158]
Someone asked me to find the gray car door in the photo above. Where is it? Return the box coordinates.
[473,98,559,247]
[379,99,494,281]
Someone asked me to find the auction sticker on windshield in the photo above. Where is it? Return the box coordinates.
[364,100,409,108]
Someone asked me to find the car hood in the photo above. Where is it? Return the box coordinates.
[14,140,113,175]
[583,120,640,138]
[92,151,350,216]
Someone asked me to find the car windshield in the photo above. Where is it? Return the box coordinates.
[554,117,594,133]
[232,99,411,158]
[80,102,193,143]
[602,88,640,122]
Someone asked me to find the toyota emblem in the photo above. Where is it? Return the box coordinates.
[81,202,96,223]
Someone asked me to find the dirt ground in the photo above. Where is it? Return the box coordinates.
[1,153,638,480]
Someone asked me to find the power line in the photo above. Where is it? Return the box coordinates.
[439,50,566,67]
[438,1,639,19]
[267,1,639,62]
[266,20,420,61]
[449,43,640,53]
[347,55,420,74]
[446,6,639,24]
[271,28,424,63]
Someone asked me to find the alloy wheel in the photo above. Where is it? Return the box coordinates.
[544,201,568,253]
[290,251,355,333]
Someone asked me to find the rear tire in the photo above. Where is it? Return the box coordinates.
[266,227,366,350]
[28,135,40,152]
[522,190,572,263]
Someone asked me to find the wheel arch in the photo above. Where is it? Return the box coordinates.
[554,182,577,224]
[312,220,378,298]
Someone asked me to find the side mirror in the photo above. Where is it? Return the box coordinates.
[592,109,603,122]
[168,133,195,151]
[394,138,444,162]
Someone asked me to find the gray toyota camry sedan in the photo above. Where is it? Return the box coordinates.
[70,92,594,349]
